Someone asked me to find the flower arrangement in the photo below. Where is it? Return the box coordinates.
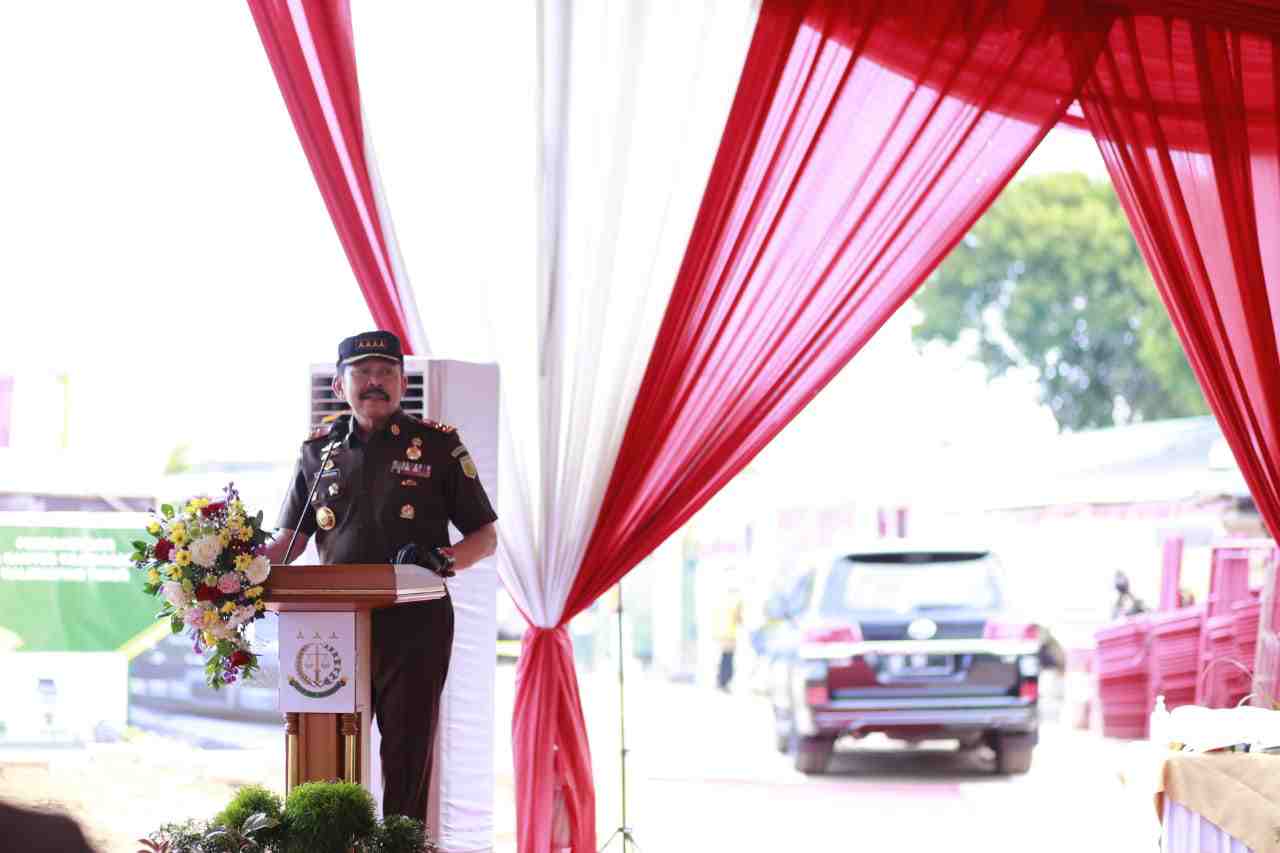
[130,484,272,688]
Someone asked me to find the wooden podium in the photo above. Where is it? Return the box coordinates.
[264,564,446,795]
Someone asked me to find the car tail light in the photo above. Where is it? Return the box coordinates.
[983,621,1039,641]
[802,623,863,644]
[1019,679,1039,702]
[805,684,829,706]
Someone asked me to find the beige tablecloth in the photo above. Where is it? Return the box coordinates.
[1156,754,1280,853]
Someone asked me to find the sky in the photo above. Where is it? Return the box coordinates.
[0,4,1110,487]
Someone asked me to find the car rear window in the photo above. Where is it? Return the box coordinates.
[820,552,1002,616]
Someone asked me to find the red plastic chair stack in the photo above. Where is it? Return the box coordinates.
[1095,616,1151,738]
[1234,593,1262,668]
[1149,605,1205,712]
[1229,592,1262,706]
[1197,547,1252,708]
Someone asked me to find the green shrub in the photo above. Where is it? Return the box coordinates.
[215,784,284,831]
[282,781,376,853]
[364,814,427,853]
[209,783,284,850]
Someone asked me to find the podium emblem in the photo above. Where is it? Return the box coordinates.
[315,506,336,530]
[288,641,348,699]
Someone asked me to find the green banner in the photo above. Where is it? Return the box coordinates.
[0,516,161,653]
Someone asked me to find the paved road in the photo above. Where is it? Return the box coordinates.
[117,662,1161,852]
[497,664,1162,852]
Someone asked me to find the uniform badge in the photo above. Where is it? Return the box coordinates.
[328,483,341,497]
[323,459,336,471]
[400,504,415,520]
[315,506,336,531]
[460,453,478,479]
[390,424,401,436]
[391,460,431,478]
[406,446,422,462]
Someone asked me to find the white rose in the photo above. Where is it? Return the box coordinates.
[245,555,271,586]
[189,534,223,569]
[161,581,190,608]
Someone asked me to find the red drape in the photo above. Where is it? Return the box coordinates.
[246,0,420,349]
[512,2,1109,849]
[570,0,1106,608]
[1078,12,1280,537]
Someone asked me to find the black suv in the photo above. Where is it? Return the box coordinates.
[768,546,1040,775]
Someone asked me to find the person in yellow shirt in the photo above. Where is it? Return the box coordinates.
[714,588,744,692]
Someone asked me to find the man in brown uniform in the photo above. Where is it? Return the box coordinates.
[267,330,498,825]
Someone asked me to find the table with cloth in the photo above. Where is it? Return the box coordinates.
[1154,753,1280,853]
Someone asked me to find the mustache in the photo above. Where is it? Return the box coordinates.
[359,389,390,401]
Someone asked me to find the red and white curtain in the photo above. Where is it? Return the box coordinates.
[246,0,426,354]
[248,1,1280,851]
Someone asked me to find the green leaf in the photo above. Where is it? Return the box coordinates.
[161,504,174,519]
[132,540,147,551]
[170,615,184,634]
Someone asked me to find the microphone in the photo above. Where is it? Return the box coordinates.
[280,415,350,565]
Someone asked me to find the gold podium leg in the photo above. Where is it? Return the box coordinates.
[341,712,360,783]
[285,712,300,792]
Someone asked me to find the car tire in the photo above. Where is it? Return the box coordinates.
[792,736,834,775]
[994,732,1035,775]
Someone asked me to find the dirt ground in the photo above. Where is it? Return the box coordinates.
[0,733,283,853]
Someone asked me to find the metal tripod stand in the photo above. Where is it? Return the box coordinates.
[598,579,640,852]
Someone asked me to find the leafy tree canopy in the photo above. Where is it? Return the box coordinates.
[912,172,1207,431]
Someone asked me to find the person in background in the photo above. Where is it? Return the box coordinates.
[1111,570,1146,620]
[714,586,744,692]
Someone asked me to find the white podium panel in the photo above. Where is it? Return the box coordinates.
[278,612,356,714]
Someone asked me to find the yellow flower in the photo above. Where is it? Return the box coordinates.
[166,565,181,579]
[246,586,264,599]
[203,609,217,626]
[174,549,192,568]
[234,554,253,572]
[221,602,237,614]
[170,525,189,546]
[218,530,232,548]
[147,568,161,584]
[181,579,194,592]
[254,600,265,611]
[236,526,253,542]
[202,630,215,645]
[147,521,162,535]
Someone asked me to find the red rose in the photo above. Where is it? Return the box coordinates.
[229,650,252,668]
[195,585,219,602]
[201,501,226,517]
[154,539,173,561]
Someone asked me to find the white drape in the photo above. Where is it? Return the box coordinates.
[495,0,762,630]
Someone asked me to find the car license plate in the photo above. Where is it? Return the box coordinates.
[888,654,953,676]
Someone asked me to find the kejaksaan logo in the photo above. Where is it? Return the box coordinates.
[289,640,348,699]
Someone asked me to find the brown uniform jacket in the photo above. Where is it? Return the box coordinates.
[278,410,497,564]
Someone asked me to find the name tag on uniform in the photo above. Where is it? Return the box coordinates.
[391,460,432,479]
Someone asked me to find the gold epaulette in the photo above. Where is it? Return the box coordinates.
[418,417,457,434]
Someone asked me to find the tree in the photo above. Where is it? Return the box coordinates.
[912,171,1208,431]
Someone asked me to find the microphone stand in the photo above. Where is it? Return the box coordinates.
[599,578,640,852]
[280,418,348,564]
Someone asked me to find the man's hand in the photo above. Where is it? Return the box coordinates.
[264,529,310,565]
